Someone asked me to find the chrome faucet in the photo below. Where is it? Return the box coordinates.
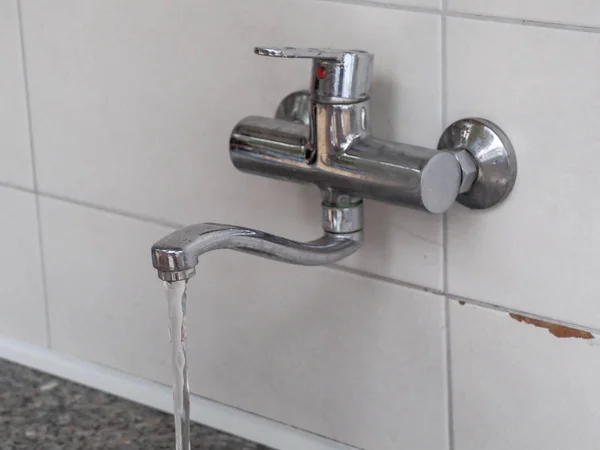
[152,189,363,282]
[152,46,517,281]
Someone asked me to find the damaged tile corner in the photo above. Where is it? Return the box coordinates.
[509,313,595,340]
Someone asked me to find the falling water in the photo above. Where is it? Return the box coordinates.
[164,280,191,450]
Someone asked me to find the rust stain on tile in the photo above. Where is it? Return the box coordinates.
[509,313,594,340]
[458,301,466,305]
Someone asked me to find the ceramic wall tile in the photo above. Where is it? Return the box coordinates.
[0,187,46,345]
[446,18,600,329]
[450,300,600,450]
[0,0,34,189]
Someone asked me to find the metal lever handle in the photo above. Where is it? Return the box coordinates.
[254,46,368,62]
[254,46,374,103]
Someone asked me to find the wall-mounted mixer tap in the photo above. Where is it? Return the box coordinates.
[152,46,517,281]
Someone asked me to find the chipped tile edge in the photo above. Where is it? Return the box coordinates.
[508,314,594,340]
[451,297,600,338]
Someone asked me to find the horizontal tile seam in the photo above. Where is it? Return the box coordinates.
[320,0,600,34]
[448,294,600,335]
[448,10,600,34]
[328,264,445,296]
[1,182,598,334]
[38,188,183,229]
[0,180,34,195]
[318,0,441,14]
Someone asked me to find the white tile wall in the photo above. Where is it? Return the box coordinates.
[0,0,34,189]
[446,18,600,330]
[2,0,600,448]
[448,0,600,27]
[450,300,600,450]
[20,0,444,289]
[0,186,46,345]
[40,196,448,450]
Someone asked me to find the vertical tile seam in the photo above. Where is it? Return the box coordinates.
[440,0,454,448]
[16,0,52,348]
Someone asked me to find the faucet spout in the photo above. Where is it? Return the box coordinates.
[151,202,363,282]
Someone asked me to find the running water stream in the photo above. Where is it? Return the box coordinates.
[164,280,191,450]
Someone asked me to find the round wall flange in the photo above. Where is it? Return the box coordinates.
[275,90,311,125]
[438,118,517,210]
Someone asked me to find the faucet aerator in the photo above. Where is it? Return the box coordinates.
[158,268,197,282]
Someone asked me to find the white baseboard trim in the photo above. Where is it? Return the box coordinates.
[0,336,358,450]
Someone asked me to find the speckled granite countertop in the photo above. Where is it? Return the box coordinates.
[0,358,272,450]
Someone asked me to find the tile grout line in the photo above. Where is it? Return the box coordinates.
[447,10,600,34]
[319,0,600,34]
[319,0,440,15]
[16,0,52,350]
[448,294,600,336]
[334,261,600,336]
[0,179,34,195]
[37,189,183,230]
[329,264,445,296]
[440,1,455,449]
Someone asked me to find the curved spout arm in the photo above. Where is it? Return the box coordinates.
[152,223,363,282]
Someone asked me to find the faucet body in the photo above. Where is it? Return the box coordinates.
[231,46,465,214]
[152,46,517,281]
[230,114,461,214]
